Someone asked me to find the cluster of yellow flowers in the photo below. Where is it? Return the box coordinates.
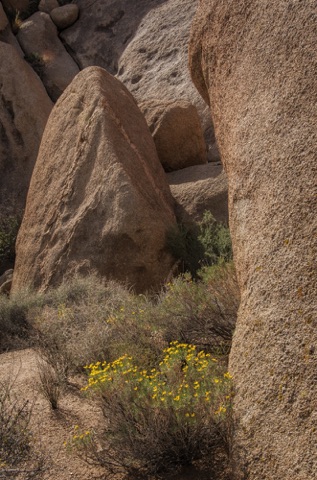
[83,341,232,419]
[64,425,93,450]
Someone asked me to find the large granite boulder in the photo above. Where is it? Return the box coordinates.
[12,67,176,294]
[17,12,80,101]
[0,42,53,213]
[189,1,317,479]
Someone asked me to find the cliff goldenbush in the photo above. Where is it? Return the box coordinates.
[78,341,232,477]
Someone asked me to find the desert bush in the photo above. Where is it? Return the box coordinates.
[31,276,133,376]
[0,378,44,479]
[37,359,63,410]
[0,289,45,353]
[0,214,20,274]
[77,341,232,478]
[167,211,232,276]
[198,211,232,265]
[155,262,239,354]
[167,221,204,277]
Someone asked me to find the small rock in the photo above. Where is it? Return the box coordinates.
[17,12,79,101]
[50,4,79,30]
[38,0,59,14]
[12,67,177,294]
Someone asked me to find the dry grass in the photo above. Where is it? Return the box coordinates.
[1,263,239,479]
[0,376,45,479]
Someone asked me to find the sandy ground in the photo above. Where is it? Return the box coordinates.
[0,348,106,480]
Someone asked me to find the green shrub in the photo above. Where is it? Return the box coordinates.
[0,215,20,274]
[167,211,232,276]
[166,221,204,277]
[198,211,232,265]
[79,341,233,478]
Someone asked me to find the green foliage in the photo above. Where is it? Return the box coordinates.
[198,211,232,265]
[167,211,232,276]
[80,342,233,477]
[167,222,204,277]
[0,215,20,274]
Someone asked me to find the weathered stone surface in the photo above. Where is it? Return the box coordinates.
[189,1,317,479]
[60,0,166,74]
[12,67,176,294]
[168,164,228,223]
[38,0,59,14]
[0,42,53,213]
[140,100,207,172]
[117,0,216,155]
[50,4,79,30]
[17,12,79,101]
[60,0,219,161]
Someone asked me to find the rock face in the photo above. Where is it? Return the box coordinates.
[189,2,317,479]
[60,0,167,74]
[168,164,228,223]
[12,67,176,294]
[141,100,207,171]
[0,42,53,213]
[117,0,215,151]
[17,12,80,101]
[61,0,219,161]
